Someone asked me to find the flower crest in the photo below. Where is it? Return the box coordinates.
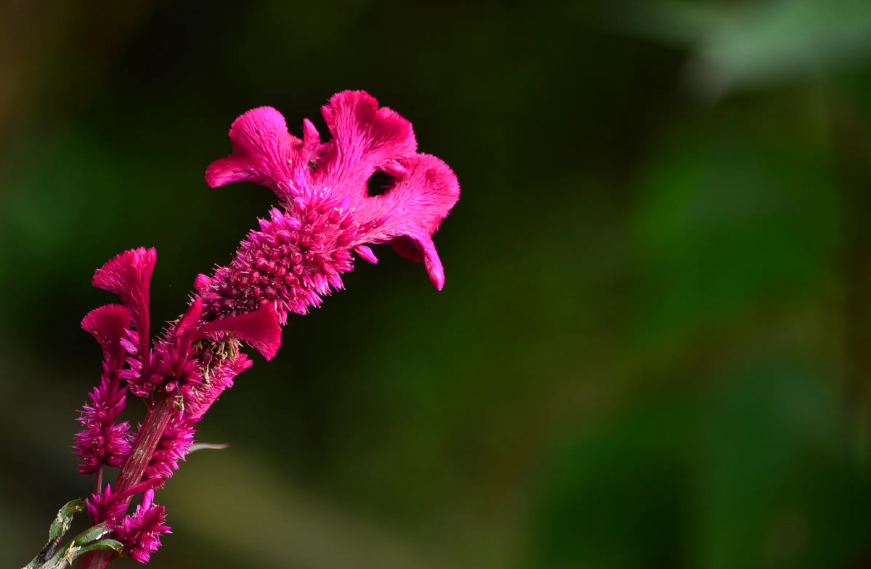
[202,90,460,322]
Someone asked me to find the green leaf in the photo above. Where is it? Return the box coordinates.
[23,499,84,569]
[73,539,124,557]
[72,522,111,547]
[49,500,84,542]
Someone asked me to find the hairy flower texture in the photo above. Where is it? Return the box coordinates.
[73,305,134,474]
[200,90,460,324]
[94,248,157,384]
[113,489,171,564]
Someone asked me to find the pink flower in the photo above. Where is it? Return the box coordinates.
[113,489,171,564]
[200,90,460,323]
[71,92,459,568]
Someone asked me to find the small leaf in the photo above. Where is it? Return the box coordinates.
[23,499,85,569]
[49,499,84,541]
[39,533,122,569]
[74,539,124,556]
[72,522,111,546]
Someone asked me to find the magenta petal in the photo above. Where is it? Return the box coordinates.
[318,90,417,195]
[93,248,157,304]
[369,154,459,288]
[177,297,204,336]
[354,245,378,264]
[196,304,282,360]
[205,107,297,200]
[201,92,460,321]
[81,304,132,369]
[92,248,156,369]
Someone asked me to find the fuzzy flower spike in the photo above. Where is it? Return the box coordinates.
[200,90,460,323]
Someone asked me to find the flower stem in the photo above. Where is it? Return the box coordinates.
[79,390,175,569]
[95,465,103,496]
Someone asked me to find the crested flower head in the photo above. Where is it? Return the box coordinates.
[201,90,460,323]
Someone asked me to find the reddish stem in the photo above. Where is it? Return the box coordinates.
[80,390,176,569]
[94,465,103,495]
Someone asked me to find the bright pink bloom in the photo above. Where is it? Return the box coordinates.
[71,92,459,568]
[113,489,171,563]
[201,90,460,323]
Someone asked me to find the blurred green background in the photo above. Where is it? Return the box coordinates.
[3,0,871,567]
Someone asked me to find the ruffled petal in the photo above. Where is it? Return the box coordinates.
[176,297,204,337]
[317,90,417,200]
[93,248,156,369]
[196,304,282,360]
[361,154,459,289]
[206,107,309,203]
[93,248,156,306]
[81,304,132,371]
[201,92,459,320]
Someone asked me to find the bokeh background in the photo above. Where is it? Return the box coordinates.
[3,0,871,567]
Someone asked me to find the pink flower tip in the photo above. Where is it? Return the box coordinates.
[93,248,157,301]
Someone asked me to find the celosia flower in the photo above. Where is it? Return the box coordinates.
[113,489,171,564]
[199,90,460,323]
[68,91,458,569]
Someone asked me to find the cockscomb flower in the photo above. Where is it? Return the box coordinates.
[49,91,458,569]
[113,489,171,564]
[199,90,460,323]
